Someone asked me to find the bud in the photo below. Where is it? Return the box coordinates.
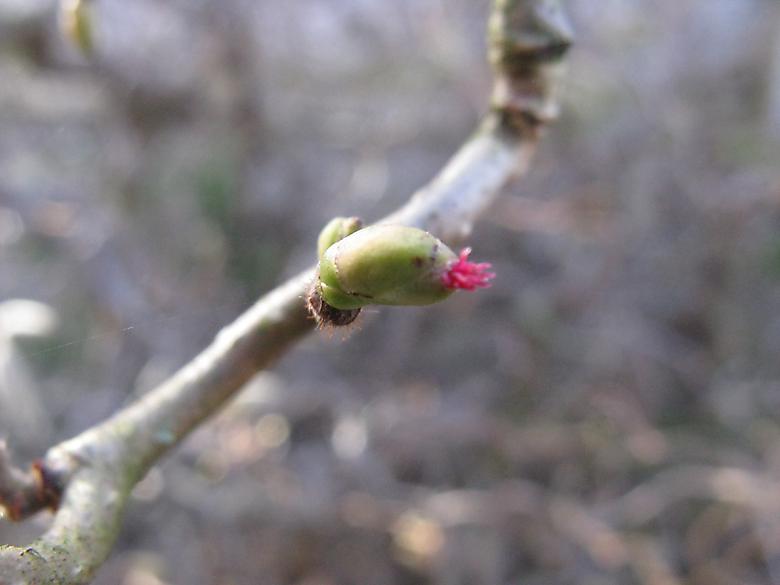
[60,0,93,56]
[308,224,494,327]
[317,216,362,260]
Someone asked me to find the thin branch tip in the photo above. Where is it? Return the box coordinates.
[488,0,573,130]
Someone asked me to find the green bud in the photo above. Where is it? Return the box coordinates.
[60,0,93,56]
[317,216,363,261]
[317,225,457,310]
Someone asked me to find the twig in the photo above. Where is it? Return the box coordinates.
[0,1,571,583]
[0,442,59,522]
[599,465,778,527]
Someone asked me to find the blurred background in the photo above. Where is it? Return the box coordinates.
[1,0,780,583]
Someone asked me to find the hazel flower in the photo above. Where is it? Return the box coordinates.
[441,247,495,291]
[308,223,494,327]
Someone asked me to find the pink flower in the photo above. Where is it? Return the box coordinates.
[441,248,495,291]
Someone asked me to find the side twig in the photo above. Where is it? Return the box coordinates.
[0,1,571,583]
[0,443,60,522]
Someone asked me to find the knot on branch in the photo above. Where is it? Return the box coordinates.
[0,442,63,521]
[488,0,573,129]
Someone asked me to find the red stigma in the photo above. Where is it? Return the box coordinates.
[441,247,495,291]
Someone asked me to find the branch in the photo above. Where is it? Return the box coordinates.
[0,1,572,583]
[0,443,60,522]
